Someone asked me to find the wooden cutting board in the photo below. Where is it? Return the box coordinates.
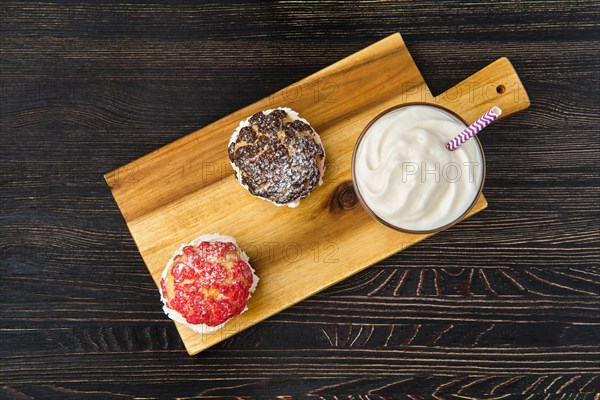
[105,33,530,355]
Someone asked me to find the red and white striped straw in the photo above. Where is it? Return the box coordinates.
[446,106,503,151]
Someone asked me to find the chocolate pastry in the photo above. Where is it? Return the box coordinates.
[228,107,326,207]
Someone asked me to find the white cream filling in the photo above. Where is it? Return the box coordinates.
[228,107,326,208]
[160,233,259,334]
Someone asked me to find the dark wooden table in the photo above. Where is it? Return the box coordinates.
[2,1,599,398]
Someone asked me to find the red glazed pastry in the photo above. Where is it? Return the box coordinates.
[159,234,258,333]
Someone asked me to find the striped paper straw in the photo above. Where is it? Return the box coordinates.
[446,106,503,151]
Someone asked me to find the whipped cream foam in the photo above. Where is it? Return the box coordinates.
[354,105,484,232]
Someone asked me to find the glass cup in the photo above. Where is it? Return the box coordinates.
[351,103,487,234]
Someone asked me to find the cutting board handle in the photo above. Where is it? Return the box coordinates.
[434,57,530,124]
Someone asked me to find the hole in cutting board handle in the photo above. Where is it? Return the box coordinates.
[496,84,506,94]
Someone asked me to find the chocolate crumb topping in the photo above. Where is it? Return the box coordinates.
[229,108,325,205]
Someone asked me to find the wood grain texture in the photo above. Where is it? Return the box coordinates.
[1,0,599,398]
[103,33,528,355]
